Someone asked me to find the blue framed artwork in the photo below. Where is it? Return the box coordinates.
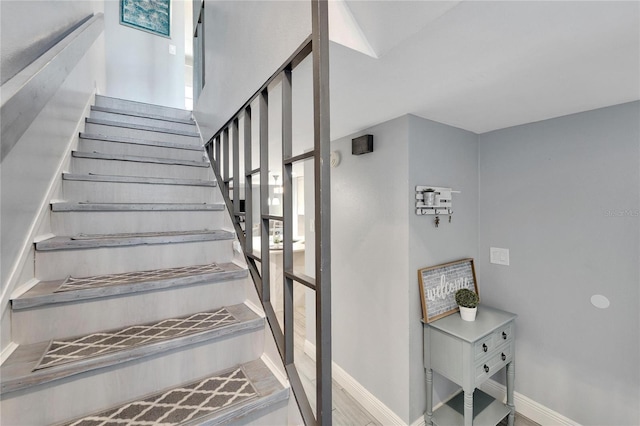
[120,0,171,38]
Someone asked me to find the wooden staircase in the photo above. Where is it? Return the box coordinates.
[0,96,289,425]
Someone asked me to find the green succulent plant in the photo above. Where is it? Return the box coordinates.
[455,288,479,308]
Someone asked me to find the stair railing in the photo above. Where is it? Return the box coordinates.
[204,1,331,425]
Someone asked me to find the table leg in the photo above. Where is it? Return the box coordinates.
[506,360,515,426]
[464,389,473,426]
[425,369,433,426]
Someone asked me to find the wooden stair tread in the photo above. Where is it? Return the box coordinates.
[91,105,195,125]
[86,117,200,138]
[72,151,209,168]
[35,229,235,251]
[51,202,224,212]
[12,262,246,310]
[62,173,216,187]
[79,132,203,152]
[0,304,262,394]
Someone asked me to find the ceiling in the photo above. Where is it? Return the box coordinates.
[324,0,640,138]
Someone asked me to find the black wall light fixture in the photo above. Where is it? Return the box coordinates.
[352,134,373,155]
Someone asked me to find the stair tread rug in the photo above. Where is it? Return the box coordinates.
[60,366,257,426]
[54,263,226,293]
[35,308,238,371]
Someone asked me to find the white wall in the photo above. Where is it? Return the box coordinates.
[1,16,106,353]
[104,0,185,108]
[0,1,102,85]
[192,0,311,141]
[477,102,640,426]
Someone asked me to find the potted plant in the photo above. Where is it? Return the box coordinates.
[455,288,479,321]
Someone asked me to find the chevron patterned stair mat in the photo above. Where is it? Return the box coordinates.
[62,367,258,426]
[54,263,225,293]
[34,308,237,371]
[70,229,215,240]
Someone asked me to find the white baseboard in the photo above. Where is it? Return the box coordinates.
[0,342,19,365]
[479,379,581,426]
[261,353,289,389]
[304,340,580,426]
[303,340,407,425]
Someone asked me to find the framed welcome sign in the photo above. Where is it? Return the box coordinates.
[418,258,479,323]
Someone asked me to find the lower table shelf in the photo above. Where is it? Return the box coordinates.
[432,389,510,426]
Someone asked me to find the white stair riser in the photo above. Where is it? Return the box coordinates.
[90,110,196,133]
[63,180,219,204]
[13,278,248,343]
[79,139,205,162]
[85,123,200,146]
[51,210,225,236]
[95,96,192,121]
[0,329,264,426]
[71,157,212,180]
[35,239,234,281]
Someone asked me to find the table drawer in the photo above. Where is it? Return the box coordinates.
[474,344,513,383]
[474,334,494,360]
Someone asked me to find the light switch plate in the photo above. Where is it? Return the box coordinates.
[490,247,510,266]
[169,44,177,55]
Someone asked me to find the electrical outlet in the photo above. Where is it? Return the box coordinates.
[490,247,510,266]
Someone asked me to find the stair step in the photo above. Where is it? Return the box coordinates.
[60,359,287,426]
[51,202,224,212]
[80,133,203,152]
[91,105,195,125]
[36,229,234,251]
[13,262,246,310]
[86,117,200,138]
[62,173,215,187]
[95,95,193,121]
[91,107,196,133]
[1,304,262,394]
[89,110,196,133]
[72,151,208,168]
[70,152,212,180]
[85,121,200,146]
[79,133,205,162]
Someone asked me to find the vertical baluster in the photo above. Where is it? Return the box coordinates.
[244,107,253,255]
[259,89,270,302]
[282,69,294,366]
[312,0,332,423]
[233,118,240,216]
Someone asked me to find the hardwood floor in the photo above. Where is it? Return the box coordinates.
[292,305,381,426]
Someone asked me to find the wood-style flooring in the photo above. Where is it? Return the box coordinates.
[289,305,540,426]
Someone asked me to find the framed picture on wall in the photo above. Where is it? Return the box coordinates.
[418,258,479,323]
[120,0,171,38]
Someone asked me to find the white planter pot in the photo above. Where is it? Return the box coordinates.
[459,306,477,321]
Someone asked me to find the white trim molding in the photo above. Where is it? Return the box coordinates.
[303,340,406,425]
[479,379,581,426]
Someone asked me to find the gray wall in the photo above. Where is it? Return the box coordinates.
[330,114,478,423]
[104,0,185,108]
[477,101,640,425]
[331,116,411,421]
[192,0,310,141]
[407,114,479,422]
[0,1,102,84]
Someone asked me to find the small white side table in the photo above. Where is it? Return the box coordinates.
[423,306,517,426]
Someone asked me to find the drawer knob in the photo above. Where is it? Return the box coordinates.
[501,352,506,361]
[484,364,490,373]
[502,331,507,340]
[483,343,488,352]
